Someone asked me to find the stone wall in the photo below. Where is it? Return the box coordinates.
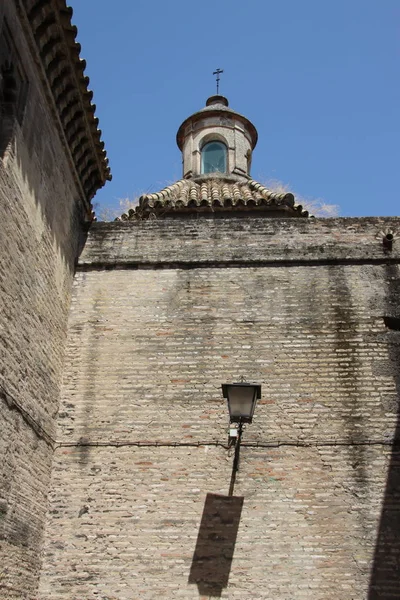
[39,217,400,599]
[0,3,85,598]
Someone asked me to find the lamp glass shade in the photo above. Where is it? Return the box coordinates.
[222,383,261,423]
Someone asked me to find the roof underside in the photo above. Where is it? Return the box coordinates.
[19,0,111,204]
[118,178,310,220]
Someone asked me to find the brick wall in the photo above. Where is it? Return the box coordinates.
[0,3,84,598]
[39,217,400,599]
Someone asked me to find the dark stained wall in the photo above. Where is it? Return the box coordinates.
[38,217,400,599]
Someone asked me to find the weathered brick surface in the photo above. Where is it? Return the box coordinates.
[39,217,400,599]
[52,265,398,446]
[39,445,390,600]
[79,217,400,266]
[0,3,84,597]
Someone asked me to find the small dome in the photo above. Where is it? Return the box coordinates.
[205,95,229,107]
[177,97,257,151]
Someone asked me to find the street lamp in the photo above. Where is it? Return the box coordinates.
[221,381,262,496]
[222,382,261,424]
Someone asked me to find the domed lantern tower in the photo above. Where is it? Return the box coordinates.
[176,95,257,181]
[121,96,309,219]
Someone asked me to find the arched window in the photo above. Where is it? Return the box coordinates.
[201,141,227,174]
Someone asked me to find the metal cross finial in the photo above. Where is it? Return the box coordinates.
[213,68,224,94]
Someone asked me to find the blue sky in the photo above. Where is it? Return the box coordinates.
[72,0,399,217]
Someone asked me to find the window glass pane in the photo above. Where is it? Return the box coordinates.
[201,142,227,174]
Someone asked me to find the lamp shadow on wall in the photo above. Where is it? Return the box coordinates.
[188,493,244,598]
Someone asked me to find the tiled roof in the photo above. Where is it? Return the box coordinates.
[19,0,111,207]
[119,178,310,220]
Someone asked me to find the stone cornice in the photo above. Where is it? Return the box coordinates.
[18,0,111,212]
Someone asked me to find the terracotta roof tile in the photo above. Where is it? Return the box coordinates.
[119,178,310,220]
